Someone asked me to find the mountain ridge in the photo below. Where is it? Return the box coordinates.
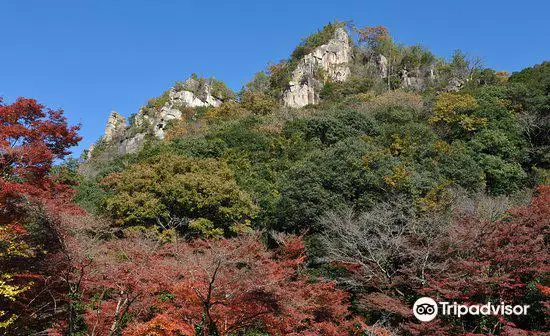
[87,22,478,159]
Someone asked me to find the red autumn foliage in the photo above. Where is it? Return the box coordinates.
[0,97,81,204]
[61,222,365,336]
[0,97,81,334]
[355,25,391,49]
[430,186,548,300]
[402,185,550,335]
[128,315,196,336]
[319,187,548,334]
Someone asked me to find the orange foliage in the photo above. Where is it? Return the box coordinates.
[356,25,390,49]
[67,229,365,335]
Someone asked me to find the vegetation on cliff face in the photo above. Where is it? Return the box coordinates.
[1,24,549,335]
[267,22,348,96]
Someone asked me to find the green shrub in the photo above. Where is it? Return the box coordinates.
[74,179,110,214]
[319,77,374,102]
[276,138,390,232]
[291,22,345,61]
[244,71,271,93]
[102,153,258,235]
[240,91,278,115]
[146,90,170,110]
[478,154,527,195]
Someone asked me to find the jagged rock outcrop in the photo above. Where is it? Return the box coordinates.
[444,77,464,92]
[400,69,425,91]
[118,132,146,154]
[361,53,389,79]
[86,144,95,160]
[400,65,437,91]
[90,76,231,157]
[89,24,466,159]
[283,78,320,108]
[103,111,126,142]
[376,54,388,79]
[283,27,351,108]
[134,76,227,139]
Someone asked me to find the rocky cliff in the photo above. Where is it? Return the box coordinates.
[89,76,231,157]
[400,66,436,91]
[103,111,126,142]
[282,27,352,108]
[89,23,470,159]
[133,76,227,139]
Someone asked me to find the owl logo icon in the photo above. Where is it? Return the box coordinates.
[413,297,438,322]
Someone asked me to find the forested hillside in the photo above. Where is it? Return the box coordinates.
[1,23,549,335]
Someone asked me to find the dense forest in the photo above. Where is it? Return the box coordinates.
[1,23,549,335]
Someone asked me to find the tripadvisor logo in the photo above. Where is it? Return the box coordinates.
[413,297,438,322]
[412,297,530,322]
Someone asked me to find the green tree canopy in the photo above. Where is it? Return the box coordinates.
[102,153,258,236]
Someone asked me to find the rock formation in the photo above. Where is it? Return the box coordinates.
[283,27,352,108]
[133,77,225,139]
[376,54,388,79]
[118,133,147,154]
[400,69,425,91]
[400,65,437,91]
[444,77,464,92]
[91,76,230,157]
[89,24,467,159]
[86,143,95,160]
[103,111,126,142]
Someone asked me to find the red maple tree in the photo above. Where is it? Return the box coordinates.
[403,185,550,335]
[0,97,81,333]
[65,227,366,336]
[0,97,81,204]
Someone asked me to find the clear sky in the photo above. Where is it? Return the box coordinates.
[1,0,549,157]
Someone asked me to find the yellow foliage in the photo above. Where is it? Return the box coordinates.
[460,115,487,131]
[360,135,373,143]
[229,219,254,235]
[0,312,17,329]
[390,135,404,156]
[389,134,417,157]
[0,275,28,301]
[432,92,478,120]
[366,90,424,111]
[102,153,259,235]
[362,149,391,168]
[433,140,451,154]
[0,222,34,259]
[495,71,509,83]
[430,92,486,131]
[188,218,224,238]
[415,182,452,213]
[241,91,278,115]
[122,225,178,243]
[254,123,283,134]
[0,274,31,329]
[205,102,249,121]
[158,228,178,243]
[163,115,210,141]
[500,98,523,114]
[0,217,36,329]
[383,165,411,188]
[351,92,375,103]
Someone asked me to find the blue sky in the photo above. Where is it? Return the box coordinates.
[1,0,549,157]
